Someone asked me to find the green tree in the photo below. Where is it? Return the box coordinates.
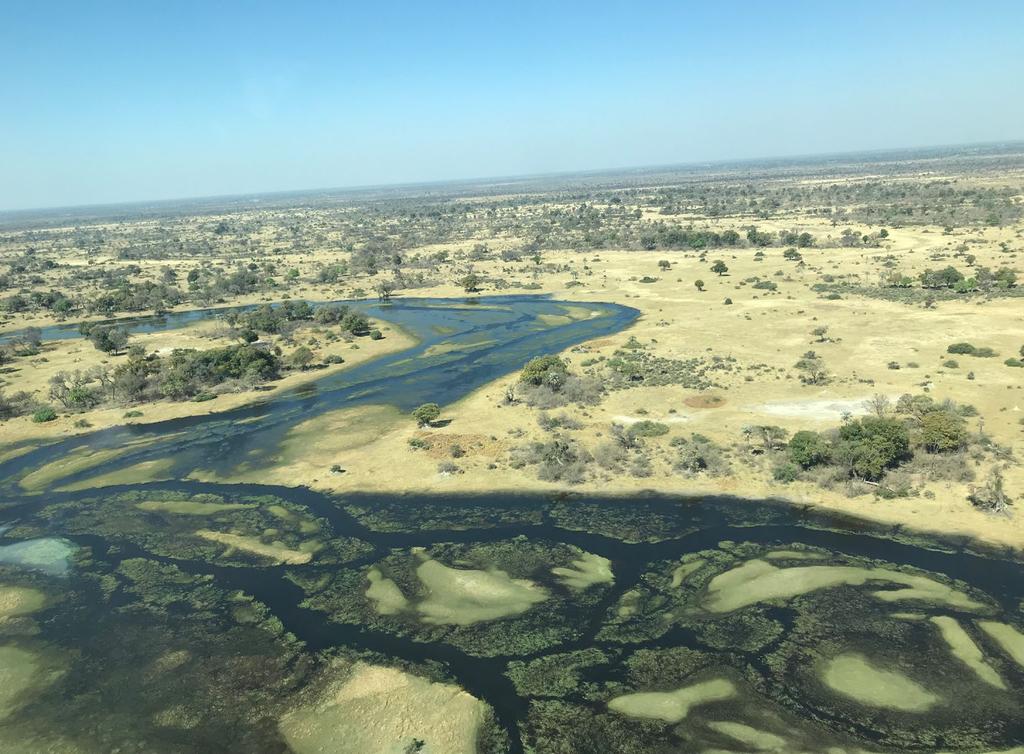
[412,403,441,427]
[519,355,569,388]
[788,430,831,468]
[711,260,729,276]
[834,417,910,480]
[459,274,481,293]
[694,279,705,292]
[289,346,315,370]
[919,411,967,453]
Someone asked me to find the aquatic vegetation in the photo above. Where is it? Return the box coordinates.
[506,648,610,698]
[551,552,613,589]
[931,616,1006,688]
[365,567,409,615]
[821,653,939,711]
[416,556,549,625]
[196,530,314,565]
[0,537,76,576]
[703,558,984,613]
[608,677,736,722]
[979,621,1024,669]
[15,489,371,567]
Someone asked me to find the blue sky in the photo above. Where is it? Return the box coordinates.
[1,1,1022,210]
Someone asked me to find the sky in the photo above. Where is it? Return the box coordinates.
[1,1,1022,211]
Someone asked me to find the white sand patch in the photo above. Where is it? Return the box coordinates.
[747,397,882,421]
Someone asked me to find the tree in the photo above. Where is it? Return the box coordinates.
[711,260,729,276]
[694,280,705,292]
[834,417,911,480]
[794,351,828,385]
[289,346,316,370]
[746,425,788,452]
[412,403,441,427]
[919,410,967,453]
[239,329,259,344]
[459,274,481,293]
[811,326,830,343]
[519,355,569,388]
[968,468,1013,513]
[87,325,130,355]
[375,281,395,302]
[658,260,671,271]
[788,430,831,468]
[863,394,891,417]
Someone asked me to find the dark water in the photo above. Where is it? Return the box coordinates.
[0,296,638,490]
[2,296,1022,752]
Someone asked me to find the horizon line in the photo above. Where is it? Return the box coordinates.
[3,137,1023,219]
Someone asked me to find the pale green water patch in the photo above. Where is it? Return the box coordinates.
[706,720,788,751]
[415,557,548,625]
[0,538,76,576]
[979,621,1024,669]
[607,677,735,722]
[671,559,705,587]
[822,653,938,712]
[366,568,409,615]
[551,552,613,589]
[930,616,1005,689]
[704,559,983,613]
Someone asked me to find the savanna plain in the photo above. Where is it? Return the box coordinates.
[1,144,1023,753]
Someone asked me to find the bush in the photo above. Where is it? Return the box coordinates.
[630,420,669,437]
[31,406,58,423]
[773,462,800,483]
[947,342,977,355]
[1005,358,1024,368]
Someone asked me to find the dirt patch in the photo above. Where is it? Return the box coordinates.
[685,394,727,409]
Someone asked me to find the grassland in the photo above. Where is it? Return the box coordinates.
[1,146,1022,552]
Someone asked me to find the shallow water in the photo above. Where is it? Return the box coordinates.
[0,296,1022,753]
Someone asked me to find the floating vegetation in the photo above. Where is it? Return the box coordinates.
[931,616,1006,689]
[415,554,549,625]
[0,488,1022,751]
[979,621,1024,669]
[551,552,613,589]
[11,489,371,567]
[703,558,985,613]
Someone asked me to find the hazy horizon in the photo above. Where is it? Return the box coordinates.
[3,138,1023,218]
[3,1,1023,212]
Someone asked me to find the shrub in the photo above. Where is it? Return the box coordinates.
[31,406,58,423]
[1005,358,1024,368]
[773,462,800,483]
[947,342,977,355]
[630,420,670,437]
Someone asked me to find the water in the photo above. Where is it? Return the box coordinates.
[0,296,1021,753]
